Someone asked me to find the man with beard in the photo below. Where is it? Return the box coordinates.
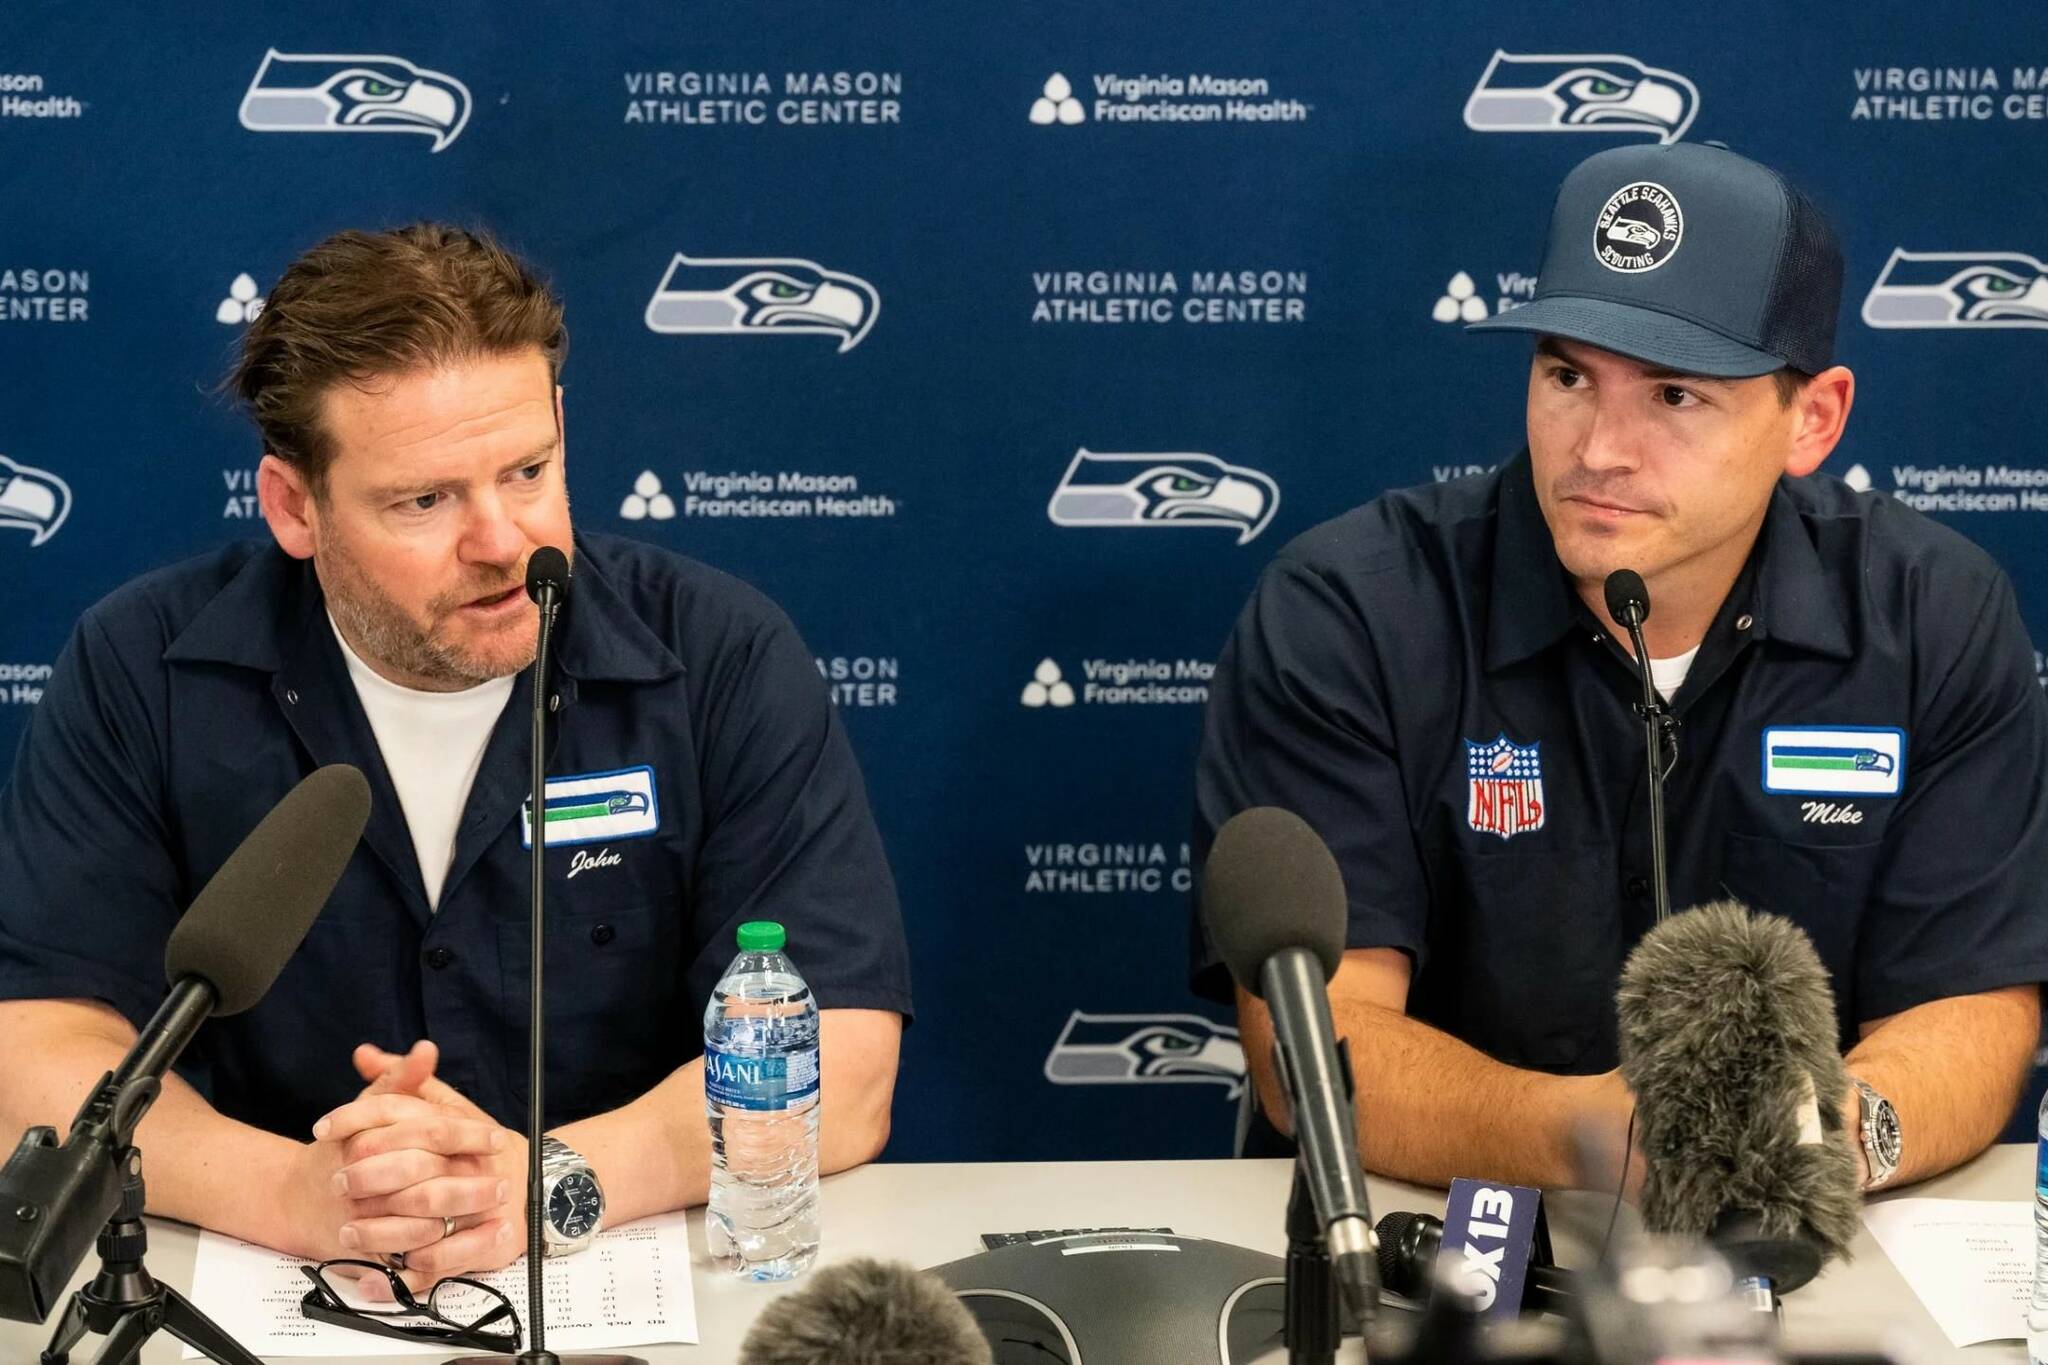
[0,224,911,1289]
[1193,142,2048,1195]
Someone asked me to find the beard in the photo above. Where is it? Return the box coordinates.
[318,533,536,690]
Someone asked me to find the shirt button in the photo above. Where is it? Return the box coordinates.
[590,924,615,946]
[1625,876,1650,900]
[424,947,455,971]
[1736,613,1754,631]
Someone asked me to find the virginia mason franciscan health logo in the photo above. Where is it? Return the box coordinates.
[1464,52,1698,143]
[239,50,471,151]
[1466,733,1546,839]
[1047,450,1279,544]
[1043,1012,1246,1098]
[645,253,879,352]
[1862,250,2048,329]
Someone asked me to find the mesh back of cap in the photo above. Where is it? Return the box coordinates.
[1760,179,1843,375]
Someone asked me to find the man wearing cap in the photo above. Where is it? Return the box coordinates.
[1193,142,2048,1191]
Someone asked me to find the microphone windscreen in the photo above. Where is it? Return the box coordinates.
[1603,568,1650,625]
[164,765,370,1016]
[525,545,571,604]
[1202,806,1346,997]
[737,1258,992,1365]
[1616,900,1860,1259]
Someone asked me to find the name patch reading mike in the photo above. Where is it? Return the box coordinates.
[1761,727,1906,798]
[522,764,661,848]
[1465,733,1546,840]
[1437,1178,1544,1316]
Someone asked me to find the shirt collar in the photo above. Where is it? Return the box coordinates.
[1483,453,1853,669]
[1484,451,1585,670]
[1745,481,1853,660]
[164,534,686,683]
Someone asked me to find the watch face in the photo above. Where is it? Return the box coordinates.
[1872,1102,1903,1164]
[548,1173,604,1240]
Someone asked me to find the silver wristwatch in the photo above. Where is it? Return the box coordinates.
[538,1135,605,1256]
[1853,1079,1902,1190]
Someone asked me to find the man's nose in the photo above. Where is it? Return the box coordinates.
[460,491,527,568]
[1576,397,1646,474]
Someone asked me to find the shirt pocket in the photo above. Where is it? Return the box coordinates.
[1718,829,1880,1033]
[497,898,688,1122]
[1441,841,1619,1072]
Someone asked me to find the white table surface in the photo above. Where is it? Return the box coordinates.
[2,1146,2028,1362]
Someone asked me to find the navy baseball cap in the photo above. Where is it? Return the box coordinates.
[1468,142,1843,377]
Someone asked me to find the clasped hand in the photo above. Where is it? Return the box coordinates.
[300,1040,529,1298]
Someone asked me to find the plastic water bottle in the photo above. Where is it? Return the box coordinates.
[704,920,821,1280]
[2030,1089,2048,1362]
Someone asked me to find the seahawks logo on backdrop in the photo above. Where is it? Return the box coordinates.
[644,253,880,353]
[238,50,472,151]
[1861,250,2048,330]
[0,455,73,547]
[1043,1012,1246,1098]
[1595,182,1683,273]
[1047,449,1280,545]
[1464,51,1698,144]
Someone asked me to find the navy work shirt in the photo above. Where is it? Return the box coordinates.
[0,531,912,1138]
[1193,452,2048,1076]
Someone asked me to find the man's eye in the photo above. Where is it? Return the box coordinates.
[408,492,441,512]
[517,462,546,481]
[1554,367,1583,388]
[1660,385,1696,407]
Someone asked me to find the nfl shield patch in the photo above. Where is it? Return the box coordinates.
[1466,732,1546,840]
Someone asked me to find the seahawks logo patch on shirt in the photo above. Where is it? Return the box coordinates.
[1761,727,1906,798]
[521,765,660,847]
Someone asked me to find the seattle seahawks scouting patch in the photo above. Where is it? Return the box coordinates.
[521,765,660,848]
[1595,182,1682,273]
[1761,727,1906,798]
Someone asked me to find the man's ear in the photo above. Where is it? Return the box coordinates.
[1784,365,1855,478]
[258,454,318,560]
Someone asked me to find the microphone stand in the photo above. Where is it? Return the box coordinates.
[1617,608,1677,926]
[450,560,641,1365]
[1284,1040,1358,1365]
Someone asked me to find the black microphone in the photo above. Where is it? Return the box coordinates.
[738,1258,994,1365]
[1203,807,1379,1325]
[0,764,371,1323]
[1373,1210,1576,1317]
[458,546,643,1365]
[1617,901,1862,1310]
[525,545,570,614]
[1602,568,1674,926]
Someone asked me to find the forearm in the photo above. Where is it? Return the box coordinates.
[1847,985,2039,1186]
[1240,987,1618,1190]
[0,1000,313,1254]
[553,1007,900,1225]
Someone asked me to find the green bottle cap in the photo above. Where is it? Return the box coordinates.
[736,921,786,953]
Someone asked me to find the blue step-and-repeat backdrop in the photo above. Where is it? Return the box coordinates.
[4,3,2046,1160]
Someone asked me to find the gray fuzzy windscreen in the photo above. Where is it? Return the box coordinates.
[737,1258,993,1365]
[1615,900,1861,1259]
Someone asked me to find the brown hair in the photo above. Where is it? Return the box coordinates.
[1772,366,1813,407]
[229,223,567,492]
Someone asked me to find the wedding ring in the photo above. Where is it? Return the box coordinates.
[382,1251,407,1271]
[443,1215,457,1240]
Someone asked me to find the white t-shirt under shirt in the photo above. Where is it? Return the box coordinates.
[1648,645,1700,702]
[330,617,515,910]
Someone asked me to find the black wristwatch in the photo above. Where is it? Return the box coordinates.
[1853,1079,1902,1190]
[538,1135,605,1256]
